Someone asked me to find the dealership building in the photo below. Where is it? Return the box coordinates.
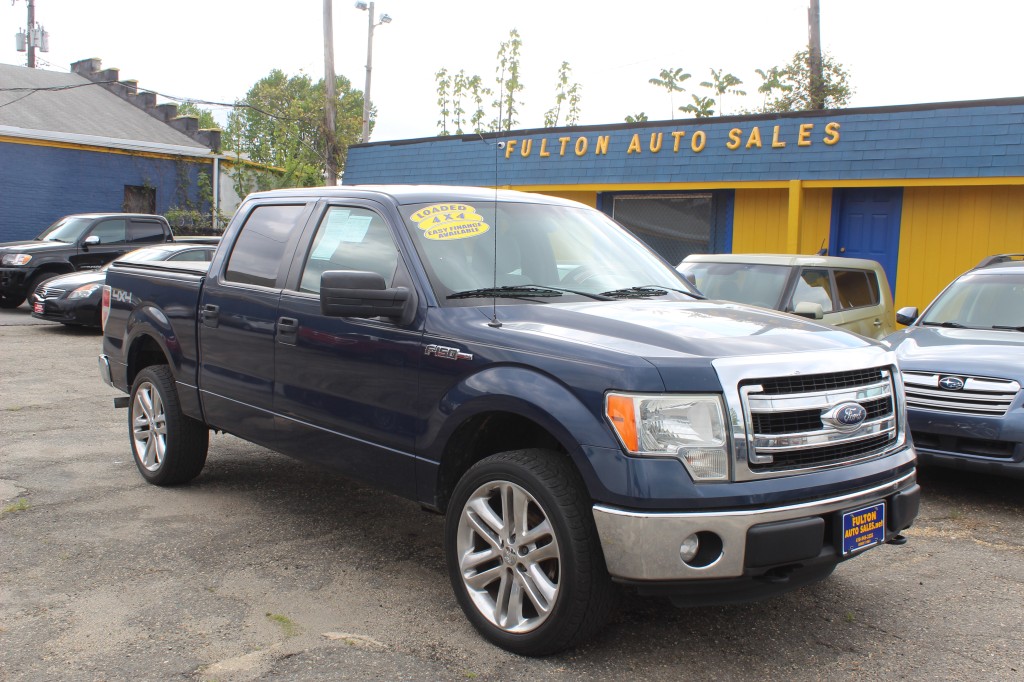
[343,97,1024,309]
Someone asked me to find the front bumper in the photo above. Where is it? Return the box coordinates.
[0,267,30,297]
[593,469,918,583]
[30,293,101,326]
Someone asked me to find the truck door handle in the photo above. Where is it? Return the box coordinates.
[277,316,299,345]
[201,304,219,327]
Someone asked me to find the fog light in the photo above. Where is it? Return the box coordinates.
[679,534,700,563]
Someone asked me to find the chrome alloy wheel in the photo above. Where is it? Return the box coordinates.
[456,479,561,634]
[131,380,167,471]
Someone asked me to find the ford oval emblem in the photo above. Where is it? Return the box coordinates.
[822,402,868,431]
[938,376,965,391]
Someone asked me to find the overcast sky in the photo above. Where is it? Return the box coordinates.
[1,0,1020,142]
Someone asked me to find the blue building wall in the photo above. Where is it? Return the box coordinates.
[0,142,208,242]
[343,99,1024,186]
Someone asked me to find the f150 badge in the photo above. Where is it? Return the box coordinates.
[424,344,473,361]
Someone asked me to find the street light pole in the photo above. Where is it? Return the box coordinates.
[356,2,391,143]
[323,0,338,185]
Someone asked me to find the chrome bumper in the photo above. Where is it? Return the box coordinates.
[592,469,916,581]
[97,354,114,387]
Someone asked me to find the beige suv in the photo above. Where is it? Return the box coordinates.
[677,254,896,339]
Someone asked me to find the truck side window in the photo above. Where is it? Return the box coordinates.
[833,269,879,309]
[225,204,306,288]
[129,220,167,244]
[789,268,835,313]
[89,219,127,245]
[298,207,400,294]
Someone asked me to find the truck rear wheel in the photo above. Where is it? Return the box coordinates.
[444,449,615,656]
[129,365,209,486]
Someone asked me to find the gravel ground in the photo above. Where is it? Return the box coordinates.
[1,307,1022,681]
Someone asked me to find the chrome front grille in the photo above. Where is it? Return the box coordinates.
[902,371,1019,416]
[740,367,898,474]
[36,285,66,298]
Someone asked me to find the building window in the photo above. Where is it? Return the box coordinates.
[123,185,156,214]
[607,192,731,265]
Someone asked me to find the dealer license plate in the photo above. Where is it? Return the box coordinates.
[841,502,886,556]
[33,302,43,314]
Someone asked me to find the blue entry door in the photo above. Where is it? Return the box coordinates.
[831,188,903,293]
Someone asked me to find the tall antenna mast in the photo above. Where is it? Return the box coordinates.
[14,0,50,69]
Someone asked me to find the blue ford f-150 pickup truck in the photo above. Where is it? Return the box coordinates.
[99,185,919,655]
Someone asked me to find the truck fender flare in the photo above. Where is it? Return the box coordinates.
[124,305,183,382]
[420,365,620,488]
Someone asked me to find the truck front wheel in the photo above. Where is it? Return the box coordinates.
[444,449,615,656]
[128,365,209,486]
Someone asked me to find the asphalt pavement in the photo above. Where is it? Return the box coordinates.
[1,304,1022,681]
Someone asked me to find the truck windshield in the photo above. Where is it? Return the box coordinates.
[36,217,93,243]
[920,272,1024,329]
[400,200,697,304]
[677,261,791,310]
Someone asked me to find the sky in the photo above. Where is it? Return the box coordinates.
[1,0,1021,143]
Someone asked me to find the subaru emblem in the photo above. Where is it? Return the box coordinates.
[938,376,965,391]
[822,401,868,432]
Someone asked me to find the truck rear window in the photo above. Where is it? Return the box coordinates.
[225,205,305,287]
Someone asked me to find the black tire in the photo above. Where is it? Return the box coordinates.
[444,449,615,656]
[128,365,209,486]
[25,271,60,299]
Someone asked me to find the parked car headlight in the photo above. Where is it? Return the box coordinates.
[69,284,102,299]
[2,254,32,266]
[605,393,730,481]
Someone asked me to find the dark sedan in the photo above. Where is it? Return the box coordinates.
[886,254,1024,478]
[30,243,215,327]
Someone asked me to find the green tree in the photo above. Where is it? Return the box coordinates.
[224,69,364,186]
[760,51,852,112]
[679,94,715,118]
[625,112,648,123]
[544,61,582,128]
[175,102,218,129]
[648,67,691,119]
[435,68,452,136]
[493,29,524,131]
[700,69,746,115]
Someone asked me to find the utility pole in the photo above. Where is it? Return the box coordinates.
[26,0,35,67]
[323,0,338,185]
[14,0,49,68]
[807,0,824,109]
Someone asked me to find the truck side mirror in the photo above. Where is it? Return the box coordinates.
[793,301,824,320]
[320,270,410,321]
[895,306,919,326]
[83,235,100,249]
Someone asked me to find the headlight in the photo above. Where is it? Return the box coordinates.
[606,393,730,481]
[69,284,102,299]
[1,254,32,266]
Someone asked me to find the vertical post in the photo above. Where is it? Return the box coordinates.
[212,157,220,232]
[808,0,824,109]
[362,2,375,143]
[26,0,36,68]
[323,0,338,185]
[786,180,804,254]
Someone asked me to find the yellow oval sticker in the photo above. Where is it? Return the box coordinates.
[411,204,490,241]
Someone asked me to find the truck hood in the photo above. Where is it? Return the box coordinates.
[0,240,72,255]
[492,299,871,360]
[886,325,1024,381]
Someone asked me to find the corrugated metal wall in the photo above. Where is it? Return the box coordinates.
[896,185,1024,309]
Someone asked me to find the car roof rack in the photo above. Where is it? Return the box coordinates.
[975,254,1024,268]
